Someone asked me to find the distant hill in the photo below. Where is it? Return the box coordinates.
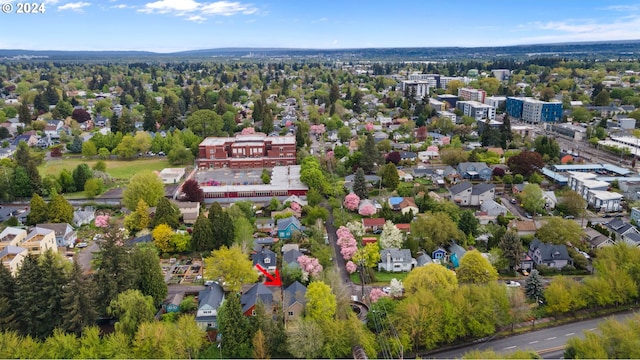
[2,39,640,61]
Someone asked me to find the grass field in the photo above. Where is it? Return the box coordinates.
[350,270,409,285]
[40,157,172,180]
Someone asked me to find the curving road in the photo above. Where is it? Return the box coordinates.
[428,310,637,359]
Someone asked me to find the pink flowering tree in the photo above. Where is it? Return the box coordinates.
[358,204,377,216]
[310,124,326,135]
[241,127,256,135]
[343,193,360,211]
[326,150,334,159]
[346,261,357,274]
[369,288,390,303]
[297,255,323,278]
[365,123,374,132]
[336,226,358,260]
[340,245,358,260]
[95,215,110,228]
[290,201,301,212]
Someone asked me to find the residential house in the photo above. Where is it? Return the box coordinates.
[512,183,526,194]
[520,253,534,271]
[583,227,612,249]
[457,162,492,181]
[415,251,433,266]
[528,239,573,270]
[253,237,277,252]
[283,281,307,322]
[508,219,538,237]
[398,198,418,215]
[256,218,275,233]
[0,227,29,275]
[72,207,95,227]
[195,283,225,331]
[378,248,416,272]
[400,151,418,162]
[395,224,411,233]
[448,243,467,268]
[449,181,495,206]
[283,195,308,208]
[164,293,184,313]
[397,170,414,182]
[362,218,386,233]
[283,247,304,269]
[241,283,277,317]
[543,191,557,210]
[277,216,302,240]
[272,207,302,219]
[604,218,640,245]
[362,237,378,246]
[36,223,77,247]
[480,199,508,217]
[173,201,200,225]
[252,248,277,273]
[431,248,447,262]
[23,227,58,256]
[12,134,38,147]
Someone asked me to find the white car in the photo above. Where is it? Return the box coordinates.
[506,281,521,287]
[382,287,391,294]
[76,242,88,248]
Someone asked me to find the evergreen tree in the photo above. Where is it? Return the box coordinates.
[25,160,43,196]
[151,197,180,229]
[110,112,120,133]
[72,163,93,192]
[14,255,49,338]
[26,193,48,225]
[61,259,97,336]
[93,228,134,315]
[359,133,381,174]
[39,251,68,336]
[48,193,74,224]
[525,269,544,302]
[0,265,17,332]
[130,244,168,307]
[191,214,214,252]
[143,100,156,131]
[208,203,235,249]
[329,82,340,105]
[500,113,512,146]
[352,168,368,199]
[499,230,523,272]
[11,166,33,198]
[295,125,305,150]
[380,162,399,190]
[218,293,253,358]
[18,103,32,124]
[68,135,83,154]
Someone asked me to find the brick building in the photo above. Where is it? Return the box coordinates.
[197,133,296,169]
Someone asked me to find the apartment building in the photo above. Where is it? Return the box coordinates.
[0,227,57,275]
[398,80,430,99]
[458,88,487,103]
[456,100,496,121]
[506,97,562,123]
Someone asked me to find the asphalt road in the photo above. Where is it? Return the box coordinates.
[77,241,99,271]
[429,310,637,359]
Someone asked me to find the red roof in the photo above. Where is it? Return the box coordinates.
[362,218,386,227]
[362,237,377,245]
[395,224,411,232]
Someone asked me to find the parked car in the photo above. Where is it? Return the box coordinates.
[382,287,391,294]
[525,213,532,219]
[76,242,88,248]
[506,281,521,287]
[510,198,517,204]
[564,215,575,219]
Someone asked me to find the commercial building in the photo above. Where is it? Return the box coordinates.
[491,69,511,81]
[458,88,486,103]
[484,96,506,109]
[408,73,440,88]
[398,80,430,99]
[197,133,296,169]
[506,97,562,123]
[456,100,496,121]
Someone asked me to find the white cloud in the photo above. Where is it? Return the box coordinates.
[57,2,90,12]
[516,15,640,44]
[312,17,327,23]
[112,4,132,9]
[139,0,257,20]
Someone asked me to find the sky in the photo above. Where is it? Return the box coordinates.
[2,0,640,52]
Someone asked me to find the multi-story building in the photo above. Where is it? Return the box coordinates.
[0,226,57,275]
[398,80,430,99]
[408,73,440,88]
[458,88,486,103]
[456,101,496,121]
[440,76,471,89]
[506,97,562,123]
[484,96,507,109]
[197,133,296,169]
[491,69,511,81]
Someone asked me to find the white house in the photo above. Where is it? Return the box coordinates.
[378,248,416,272]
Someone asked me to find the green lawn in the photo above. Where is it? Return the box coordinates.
[350,270,409,285]
[40,157,172,180]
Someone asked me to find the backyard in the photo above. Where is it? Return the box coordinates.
[39,157,171,180]
[350,269,409,286]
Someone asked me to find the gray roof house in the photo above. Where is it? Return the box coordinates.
[528,239,573,270]
[283,247,304,269]
[457,162,492,181]
[241,283,276,316]
[480,199,508,217]
[449,181,495,206]
[195,283,225,330]
[36,223,77,247]
[283,281,307,321]
[415,251,433,267]
[73,207,96,227]
[252,248,277,273]
[605,218,640,246]
[378,248,417,272]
